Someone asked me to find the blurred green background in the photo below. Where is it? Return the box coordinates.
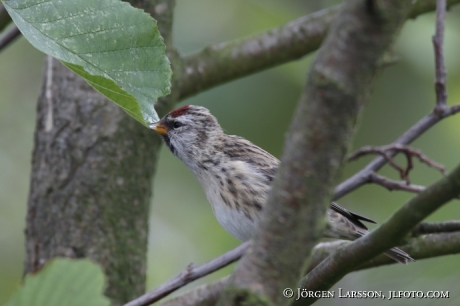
[1,1,460,305]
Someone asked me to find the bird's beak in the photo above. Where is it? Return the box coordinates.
[149,121,168,135]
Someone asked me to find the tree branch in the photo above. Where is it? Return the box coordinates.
[0,4,21,52]
[334,0,458,200]
[334,103,460,200]
[356,231,460,270]
[307,230,460,273]
[412,220,460,236]
[178,5,337,101]
[216,1,413,305]
[433,0,448,113]
[368,173,425,194]
[350,146,412,183]
[349,144,446,183]
[129,219,453,306]
[0,4,13,32]
[177,0,460,101]
[124,242,249,306]
[0,25,20,53]
[158,228,460,306]
[296,163,460,305]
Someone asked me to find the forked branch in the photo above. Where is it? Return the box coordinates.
[334,104,460,200]
[349,144,446,183]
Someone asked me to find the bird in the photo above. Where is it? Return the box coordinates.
[150,105,414,264]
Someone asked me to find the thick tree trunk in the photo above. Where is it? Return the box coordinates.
[24,57,162,304]
[24,0,178,303]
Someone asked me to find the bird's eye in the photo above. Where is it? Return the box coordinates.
[173,121,183,129]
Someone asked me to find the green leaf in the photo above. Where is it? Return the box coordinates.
[7,258,110,306]
[3,0,172,125]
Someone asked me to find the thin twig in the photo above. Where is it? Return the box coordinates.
[124,242,250,306]
[368,173,425,194]
[433,0,448,113]
[334,104,460,200]
[349,146,411,183]
[386,144,445,173]
[0,25,20,52]
[349,144,446,183]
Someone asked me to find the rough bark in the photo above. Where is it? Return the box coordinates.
[24,1,178,305]
[24,57,159,305]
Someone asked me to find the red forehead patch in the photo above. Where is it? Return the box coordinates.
[170,105,190,118]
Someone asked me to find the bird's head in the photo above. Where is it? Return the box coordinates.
[150,105,223,160]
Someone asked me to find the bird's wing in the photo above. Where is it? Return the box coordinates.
[222,136,377,230]
[330,202,376,230]
[222,135,279,182]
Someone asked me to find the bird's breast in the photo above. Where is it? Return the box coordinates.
[206,189,257,241]
[197,169,259,241]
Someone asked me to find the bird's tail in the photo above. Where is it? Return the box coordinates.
[384,247,415,264]
[327,202,415,264]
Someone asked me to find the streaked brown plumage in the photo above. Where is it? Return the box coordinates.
[151,105,414,264]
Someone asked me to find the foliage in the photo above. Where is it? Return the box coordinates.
[3,0,172,125]
[7,258,110,306]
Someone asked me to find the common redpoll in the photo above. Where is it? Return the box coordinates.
[151,105,414,264]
